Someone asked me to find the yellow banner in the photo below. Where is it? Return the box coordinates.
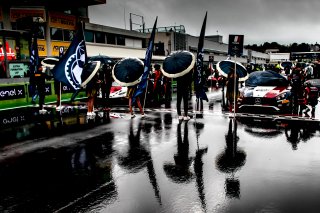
[10,8,46,22]
[49,12,76,30]
[51,41,70,56]
[37,40,47,57]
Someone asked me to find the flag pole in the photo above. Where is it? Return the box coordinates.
[233,55,237,116]
[142,75,149,111]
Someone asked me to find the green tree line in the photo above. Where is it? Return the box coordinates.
[245,42,317,53]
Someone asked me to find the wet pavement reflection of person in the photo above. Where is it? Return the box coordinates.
[193,121,208,212]
[117,119,162,204]
[0,132,117,212]
[164,122,195,183]
[216,118,246,199]
[285,121,318,150]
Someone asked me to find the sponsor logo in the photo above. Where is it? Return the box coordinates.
[255,98,261,104]
[0,85,25,100]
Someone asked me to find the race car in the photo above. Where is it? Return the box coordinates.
[237,70,292,114]
[109,82,127,99]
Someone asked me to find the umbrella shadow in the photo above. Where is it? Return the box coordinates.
[215,118,246,199]
[164,122,195,183]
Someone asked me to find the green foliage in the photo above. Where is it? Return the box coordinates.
[245,42,312,53]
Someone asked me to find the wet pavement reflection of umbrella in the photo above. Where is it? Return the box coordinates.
[216,60,248,81]
[162,51,195,78]
[112,57,144,86]
[216,119,246,173]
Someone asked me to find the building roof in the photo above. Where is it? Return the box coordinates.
[4,0,106,7]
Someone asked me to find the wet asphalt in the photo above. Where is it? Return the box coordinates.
[1,88,320,213]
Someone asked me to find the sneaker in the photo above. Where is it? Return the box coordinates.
[141,114,145,118]
[131,114,136,118]
[183,116,190,121]
[178,116,184,120]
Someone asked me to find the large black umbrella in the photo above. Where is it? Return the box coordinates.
[162,50,195,78]
[216,60,248,81]
[41,56,59,69]
[89,55,114,65]
[81,61,101,87]
[112,57,144,86]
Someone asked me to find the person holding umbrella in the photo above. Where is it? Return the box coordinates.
[162,50,196,121]
[112,57,145,118]
[226,68,239,112]
[127,84,144,118]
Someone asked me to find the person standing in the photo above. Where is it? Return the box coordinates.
[226,70,239,112]
[127,84,144,118]
[98,63,113,111]
[85,69,101,118]
[289,63,304,114]
[176,71,192,121]
[33,66,47,113]
[152,64,163,106]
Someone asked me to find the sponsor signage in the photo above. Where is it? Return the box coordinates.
[51,41,70,56]
[0,109,34,128]
[37,39,47,57]
[0,85,25,101]
[9,63,28,78]
[228,34,244,57]
[10,8,46,22]
[61,84,74,94]
[49,12,76,30]
[28,83,52,97]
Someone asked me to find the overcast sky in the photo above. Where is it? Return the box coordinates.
[88,0,320,45]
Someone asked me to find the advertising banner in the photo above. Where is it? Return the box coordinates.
[0,85,25,101]
[51,41,70,56]
[28,83,52,97]
[10,8,46,22]
[228,35,244,57]
[49,12,76,30]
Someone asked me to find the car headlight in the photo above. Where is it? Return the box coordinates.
[276,93,287,101]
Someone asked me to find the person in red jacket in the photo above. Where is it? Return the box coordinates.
[0,41,16,78]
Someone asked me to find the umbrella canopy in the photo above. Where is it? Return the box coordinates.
[245,70,289,87]
[89,55,114,65]
[112,57,144,86]
[41,57,59,69]
[280,61,293,69]
[80,61,101,87]
[216,60,248,81]
[162,50,195,78]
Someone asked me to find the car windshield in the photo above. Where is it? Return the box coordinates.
[245,70,289,87]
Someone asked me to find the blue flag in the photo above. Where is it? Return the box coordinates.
[194,12,208,102]
[132,17,158,104]
[29,30,40,101]
[29,34,39,75]
[51,22,87,91]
